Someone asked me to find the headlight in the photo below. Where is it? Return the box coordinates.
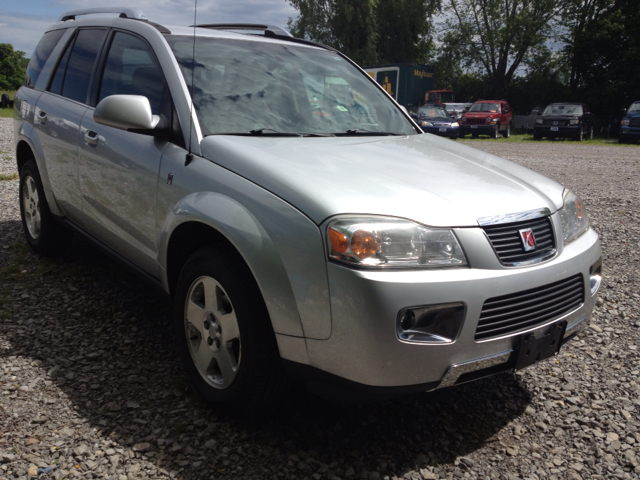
[486,116,492,123]
[621,119,630,126]
[421,121,434,127]
[559,189,590,245]
[535,118,543,124]
[569,119,579,125]
[460,116,467,123]
[327,216,468,268]
[451,122,459,127]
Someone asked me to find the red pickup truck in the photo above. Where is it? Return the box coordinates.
[459,100,513,139]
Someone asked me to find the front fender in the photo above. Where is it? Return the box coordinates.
[156,148,331,342]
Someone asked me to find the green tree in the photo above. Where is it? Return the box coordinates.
[440,0,567,98]
[288,0,439,65]
[0,43,27,90]
[562,0,640,114]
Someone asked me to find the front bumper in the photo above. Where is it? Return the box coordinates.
[460,124,496,135]
[422,125,459,138]
[304,222,601,391]
[535,125,579,137]
[620,126,640,139]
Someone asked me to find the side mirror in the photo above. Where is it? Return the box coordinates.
[94,95,160,131]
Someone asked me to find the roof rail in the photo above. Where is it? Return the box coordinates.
[194,23,293,38]
[58,7,147,22]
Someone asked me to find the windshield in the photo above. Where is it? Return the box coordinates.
[415,107,450,120]
[628,102,640,114]
[167,36,416,136]
[543,104,583,116]
[469,103,500,113]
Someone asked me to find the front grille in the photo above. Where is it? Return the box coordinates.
[543,119,568,126]
[466,117,486,125]
[481,216,555,265]
[630,117,640,127]
[475,274,584,341]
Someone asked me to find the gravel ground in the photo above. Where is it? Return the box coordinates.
[1,116,639,480]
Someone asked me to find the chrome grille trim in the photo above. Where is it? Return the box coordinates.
[481,215,556,266]
[475,274,584,341]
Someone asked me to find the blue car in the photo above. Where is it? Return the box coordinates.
[619,101,640,144]
[410,106,460,139]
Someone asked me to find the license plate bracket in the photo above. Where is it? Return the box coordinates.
[471,125,478,129]
[551,126,559,131]
[439,127,447,132]
[514,320,567,370]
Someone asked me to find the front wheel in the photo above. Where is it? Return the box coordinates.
[502,123,511,138]
[459,132,466,139]
[492,124,500,139]
[174,246,285,407]
[575,128,584,142]
[19,159,73,255]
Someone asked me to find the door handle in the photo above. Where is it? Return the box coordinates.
[35,109,47,125]
[84,130,99,146]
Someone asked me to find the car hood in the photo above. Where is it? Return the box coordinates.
[200,133,564,227]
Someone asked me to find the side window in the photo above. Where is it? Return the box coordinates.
[24,29,66,88]
[98,32,165,115]
[49,29,107,103]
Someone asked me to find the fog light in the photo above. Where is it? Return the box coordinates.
[590,257,602,296]
[396,302,465,343]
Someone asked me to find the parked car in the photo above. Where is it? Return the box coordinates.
[534,103,593,141]
[14,8,602,407]
[410,105,459,138]
[619,101,640,144]
[459,100,513,139]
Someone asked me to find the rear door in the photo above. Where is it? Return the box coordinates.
[78,30,173,277]
[34,28,108,221]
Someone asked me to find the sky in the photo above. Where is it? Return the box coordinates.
[0,0,299,57]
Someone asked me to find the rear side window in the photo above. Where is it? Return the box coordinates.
[24,29,65,88]
[49,29,107,104]
[98,32,165,114]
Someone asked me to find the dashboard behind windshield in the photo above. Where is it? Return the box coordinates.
[167,36,416,136]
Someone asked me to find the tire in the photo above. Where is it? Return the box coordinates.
[19,159,73,255]
[502,123,511,138]
[0,93,8,109]
[589,126,593,140]
[619,136,627,144]
[174,245,285,408]
[459,133,466,139]
[492,124,500,139]
[472,133,479,138]
[533,131,542,141]
[575,128,583,142]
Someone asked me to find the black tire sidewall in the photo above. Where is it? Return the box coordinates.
[19,160,73,255]
[174,246,280,406]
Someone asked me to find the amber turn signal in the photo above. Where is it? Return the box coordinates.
[328,228,349,253]
[351,230,377,259]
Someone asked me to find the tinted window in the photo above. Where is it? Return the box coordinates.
[24,29,65,88]
[98,32,165,114]
[49,43,71,96]
[61,29,107,103]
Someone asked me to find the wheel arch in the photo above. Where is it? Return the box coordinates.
[159,191,328,341]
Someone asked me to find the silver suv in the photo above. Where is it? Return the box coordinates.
[14,8,602,406]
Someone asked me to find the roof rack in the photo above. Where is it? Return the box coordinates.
[59,7,147,22]
[194,23,292,38]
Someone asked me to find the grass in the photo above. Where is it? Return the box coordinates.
[0,90,16,118]
[458,131,634,146]
[0,173,18,181]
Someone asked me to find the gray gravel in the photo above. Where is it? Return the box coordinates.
[1,117,639,480]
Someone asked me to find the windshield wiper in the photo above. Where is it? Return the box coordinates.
[335,128,401,136]
[210,129,334,137]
